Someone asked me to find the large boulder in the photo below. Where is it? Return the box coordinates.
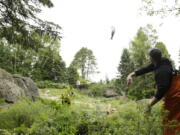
[0,80,25,102]
[0,68,39,102]
[0,68,14,82]
[13,75,39,101]
[103,88,119,98]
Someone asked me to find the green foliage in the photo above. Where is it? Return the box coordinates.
[0,98,79,135]
[0,0,61,49]
[130,27,152,67]
[0,91,172,135]
[60,89,75,105]
[106,79,117,89]
[155,42,175,67]
[0,98,4,105]
[128,26,155,99]
[0,129,11,135]
[116,48,134,94]
[0,0,65,83]
[0,34,67,84]
[67,66,79,86]
[0,39,15,73]
[116,25,171,100]
[155,42,170,58]
[141,0,180,17]
[0,38,38,75]
[0,99,56,130]
[128,26,172,100]
[28,119,60,135]
[88,83,105,97]
[71,47,98,80]
[0,98,5,112]
[79,77,90,84]
[36,81,69,89]
[32,42,67,83]
[12,124,29,135]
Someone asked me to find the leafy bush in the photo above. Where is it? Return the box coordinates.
[128,88,155,100]
[0,93,168,135]
[67,66,79,86]
[88,83,105,97]
[28,119,59,135]
[0,98,4,104]
[0,129,11,135]
[86,101,163,135]
[36,80,69,89]
[0,99,56,130]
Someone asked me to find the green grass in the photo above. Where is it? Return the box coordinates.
[0,88,166,135]
[40,88,163,120]
[40,88,68,97]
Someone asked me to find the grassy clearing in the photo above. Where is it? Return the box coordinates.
[0,88,165,135]
[39,88,163,115]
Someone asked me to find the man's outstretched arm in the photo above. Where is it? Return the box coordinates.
[135,63,155,76]
[127,63,155,85]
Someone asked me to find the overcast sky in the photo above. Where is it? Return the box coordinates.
[40,0,180,81]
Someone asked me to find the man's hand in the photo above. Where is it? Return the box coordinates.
[127,72,136,85]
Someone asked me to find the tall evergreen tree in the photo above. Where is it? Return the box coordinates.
[128,26,171,99]
[129,27,155,99]
[155,42,170,58]
[116,48,134,94]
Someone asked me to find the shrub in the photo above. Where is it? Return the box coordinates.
[67,66,79,86]
[0,99,56,130]
[0,129,11,135]
[0,92,166,135]
[87,101,163,135]
[36,80,69,89]
[0,98,4,104]
[29,119,59,135]
[88,83,105,97]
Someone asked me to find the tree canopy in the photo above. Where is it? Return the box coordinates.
[155,42,170,58]
[71,47,98,80]
[0,0,61,49]
[141,0,180,17]
[116,25,171,99]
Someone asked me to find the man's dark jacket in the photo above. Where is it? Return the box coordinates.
[135,57,173,100]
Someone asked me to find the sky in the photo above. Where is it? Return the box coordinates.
[40,0,180,81]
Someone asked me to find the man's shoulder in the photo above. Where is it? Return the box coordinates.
[157,64,172,73]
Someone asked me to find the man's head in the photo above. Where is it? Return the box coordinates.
[149,48,162,65]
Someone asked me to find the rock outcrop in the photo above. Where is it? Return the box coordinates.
[0,80,25,102]
[0,68,39,102]
[103,88,118,98]
[13,75,39,101]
